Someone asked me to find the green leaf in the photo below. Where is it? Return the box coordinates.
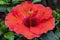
[5,0,11,3]
[0,0,8,5]
[0,29,3,35]
[33,38,41,40]
[0,21,7,31]
[34,38,38,40]
[4,32,14,40]
[7,7,12,12]
[33,0,42,3]
[53,10,60,18]
[12,0,23,2]
[12,0,23,4]
[15,34,23,38]
[0,21,8,36]
[55,27,60,38]
[53,10,60,25]
[40,31,59,40]
[0,21,3,35]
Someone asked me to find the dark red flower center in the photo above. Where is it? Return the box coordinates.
[24,17,38,28]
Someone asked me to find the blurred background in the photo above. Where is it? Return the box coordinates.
[0,0,60,40]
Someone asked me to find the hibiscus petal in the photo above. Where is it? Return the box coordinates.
[14,22,38,39]
[30,17,55,35]
[35,4,52,20]
[5,13,17,31]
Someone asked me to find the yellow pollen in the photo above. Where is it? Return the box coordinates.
[28,10,33,15]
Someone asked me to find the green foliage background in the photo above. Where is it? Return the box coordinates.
[0,0,60,40]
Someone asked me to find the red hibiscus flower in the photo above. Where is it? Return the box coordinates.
[5,1,55,39]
